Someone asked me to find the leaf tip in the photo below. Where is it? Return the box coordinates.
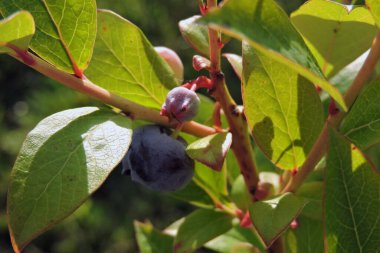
[9,229,22,253]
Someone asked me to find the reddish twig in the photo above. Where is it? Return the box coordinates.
[207,0,259,200]
[9,51,216,138]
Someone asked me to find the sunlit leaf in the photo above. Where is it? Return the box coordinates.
[201,0,346,110]
[85,10,177,109]
[0,11,34,53]
[243,46,324,170]
[186,132,232,171]
[367,0,380,27]
[291,0,377,77]
[0,0,97,74]
[7,107,132,252]
[179,15,230,56]
[179,15,209,56]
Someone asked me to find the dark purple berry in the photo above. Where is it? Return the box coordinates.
[122,125,194,192]
[161,87,200,123]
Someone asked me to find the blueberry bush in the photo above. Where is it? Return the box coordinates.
[1,0,380,252]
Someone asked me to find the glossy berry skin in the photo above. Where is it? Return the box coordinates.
[161,87,200,123]
[122,125,194,192]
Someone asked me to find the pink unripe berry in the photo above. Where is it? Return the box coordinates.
[155,46,184,82]
[161,87,200,123]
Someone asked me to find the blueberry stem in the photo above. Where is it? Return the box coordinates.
[171,123,184,139]
[8,50,216,138]
[212,102,223,132]
[207,0,259,201]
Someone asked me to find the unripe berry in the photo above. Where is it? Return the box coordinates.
[155,46,184,82]
[122,125,194,192]
[161,87,200,123]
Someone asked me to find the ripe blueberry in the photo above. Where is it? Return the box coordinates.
[122,125,194,192]
[161,87,200,123]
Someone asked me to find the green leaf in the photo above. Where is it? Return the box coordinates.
[179,15,230,57]
[194,162,228,200]
[223,53,242,80]
[367,0,380,27]
[7,107,132,252]
[174,209,233,253]
[243,47,324,170]
[340,78,380,149]
[226,150,241,183]
[205,227,266,253]
[85,10,177,109]
[291,0,377,77]
[166,219,265,253]
[170,180,214,209]
[325,129,380,253]
[181,132,229,204]
[201,0,347,110]
[181,132,228,202]
[134,220,174,253]
[230,175,251,211]
[249,193,307,247]
[186,132,232,171]
[295,182,323,220]
[284,215,324,253]
[0,11,35,53]
[179,15,209,56]
[0,0,97,74]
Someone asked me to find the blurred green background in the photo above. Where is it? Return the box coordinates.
[5,0,377,252]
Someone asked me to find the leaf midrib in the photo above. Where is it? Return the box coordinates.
[335,144,362,253]
[41,0,83,72]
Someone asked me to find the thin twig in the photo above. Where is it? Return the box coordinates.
[207,0,259,200]
[9,52,216,138]
[282,31,380,193]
